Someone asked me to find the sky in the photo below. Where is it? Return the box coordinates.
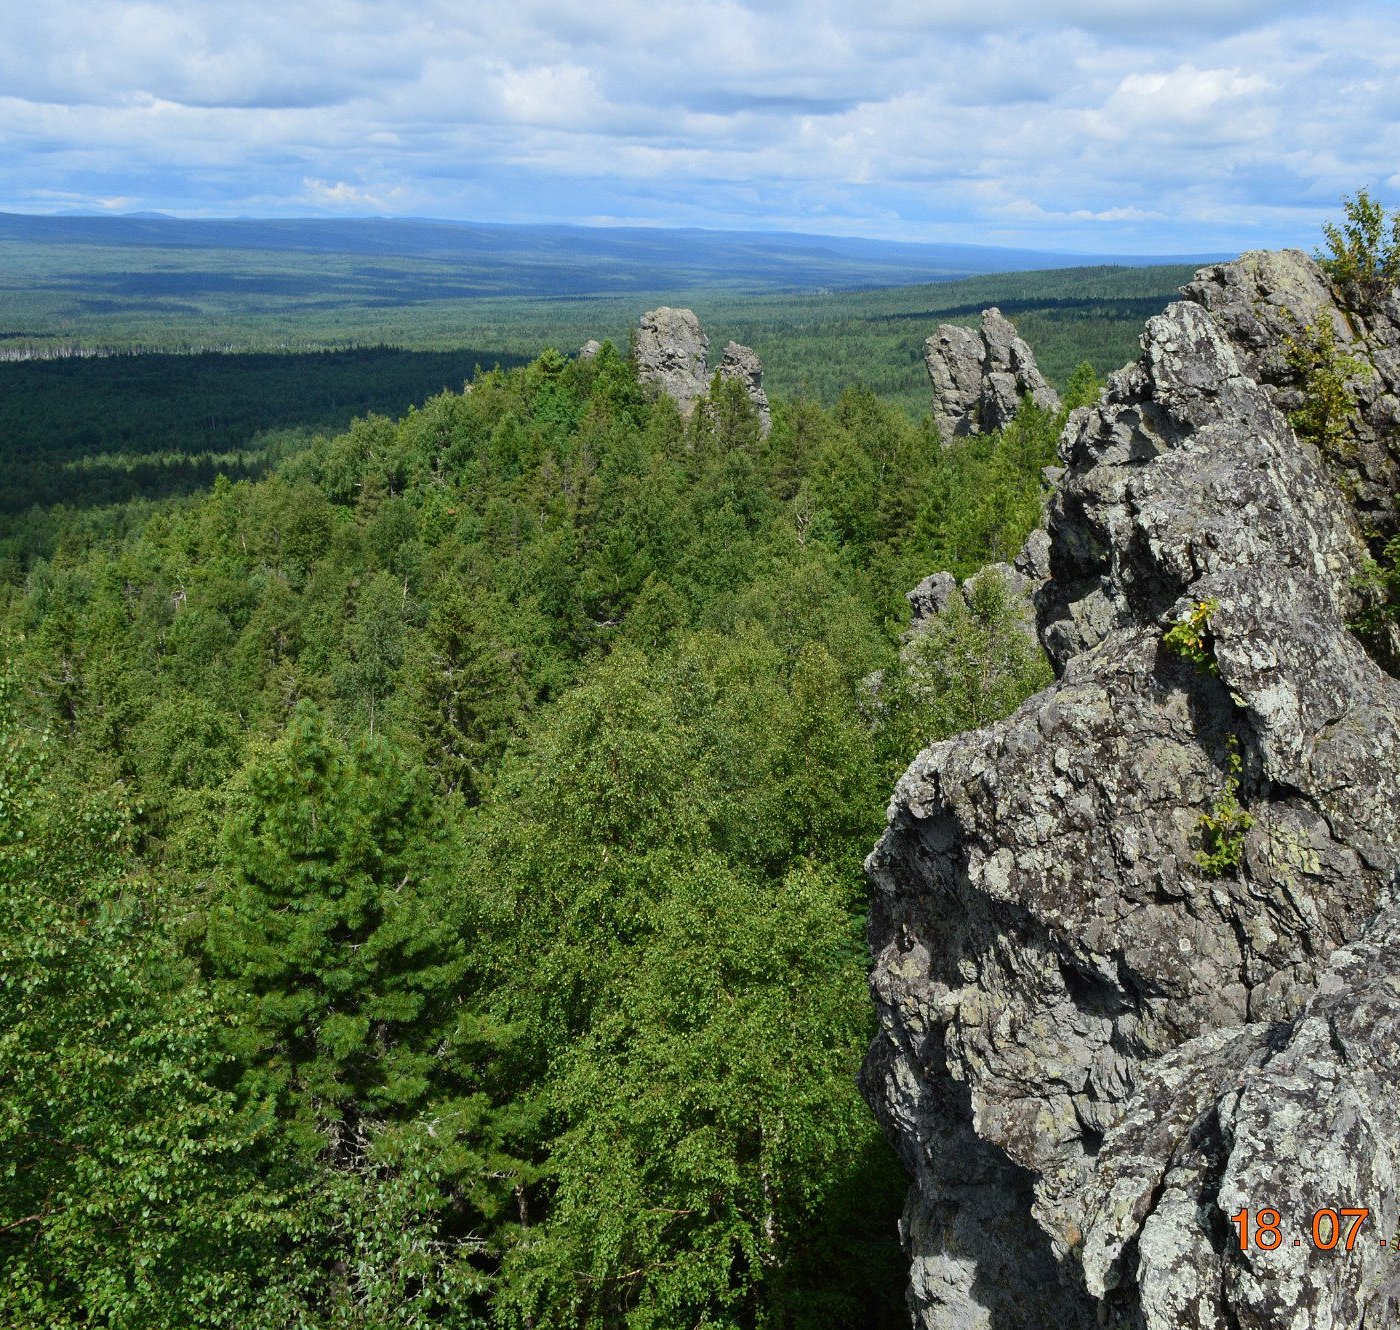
[2,0,1398,255]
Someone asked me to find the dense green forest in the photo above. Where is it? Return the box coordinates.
[0,346,528,580]
[0,333,1080,1326]
[0,212,1212,355]
[0,261,1195,581]
[2,210,1199,415]
[2,248,1194,413]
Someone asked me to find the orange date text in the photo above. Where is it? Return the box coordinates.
[1230,1207,1370,1251]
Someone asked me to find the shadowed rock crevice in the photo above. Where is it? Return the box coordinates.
[865,250,1400,1330]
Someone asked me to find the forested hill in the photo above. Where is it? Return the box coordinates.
[0,211,1217,367]
[0,210,1219,298]
[0,261,1201,583]
[0,337,1086,1327]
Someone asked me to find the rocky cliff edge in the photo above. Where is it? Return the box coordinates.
[863,250,1400,1330]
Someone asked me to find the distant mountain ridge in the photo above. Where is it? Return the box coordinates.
[0,211,1227,296]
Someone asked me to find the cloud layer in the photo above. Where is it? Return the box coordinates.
[2,0,1398,252]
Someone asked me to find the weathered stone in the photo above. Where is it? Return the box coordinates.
[635,306,709,417]
[633,310,771,433]
[1183,249,1400,550]
[1016,525,1052,583]
[906,571,961,629]
[717,340,772,437]
[926,307,1062,442]
[925,324,986,442]
[1037,299,1364,671]
[865,253,1400,1329]
[578,338,602,360]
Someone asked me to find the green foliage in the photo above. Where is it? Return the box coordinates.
[0,348,530,580]
[3,326,1070,1327]
[399,582,532,801]
[1163,598,1221,674]
[207,708,500,1133]
[0,257,1193,584]
[1318,188,1400,306]
[2,248,1193,425]
[500,860,894,1330]
[1283,320,1371,455]
[1063,360,1104,411]
[879,568,1053,761]
[1196,735,1253,877]
[477,628,905,1329]
[0,660,311,1327]
[1351,529,1400,636]
[207,703,531,1319]
[906,397,1062,582]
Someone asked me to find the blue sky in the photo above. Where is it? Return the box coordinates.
[2,0,1398,255]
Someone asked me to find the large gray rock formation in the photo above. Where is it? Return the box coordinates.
[635,307,709,418]
[926,308,1062,442]
[1183,249,1400,546]
[633,308,771,434]
[864,251,1400,1330]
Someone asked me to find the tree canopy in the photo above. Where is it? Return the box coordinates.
[1,330,1065,1327]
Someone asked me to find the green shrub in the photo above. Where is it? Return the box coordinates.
[1349,529,1400,637]
[1283,320,1370,457]
[1163,598,1220,674]
[1063,360,1103,411]
[1197,735,1253,877]
[1318,189,1400,307]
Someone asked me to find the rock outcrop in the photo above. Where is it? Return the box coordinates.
[905,571,962,630]
[635,307,709,417]
[906,561,1038,651]
[926,308,1062,442]
[1183,249,1400,547]
[633,308,771,434]
[716,339,772,436]
[864,251,1400,1330]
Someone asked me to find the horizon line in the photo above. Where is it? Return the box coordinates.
[0,208,1238,264]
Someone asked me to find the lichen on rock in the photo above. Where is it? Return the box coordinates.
[634,306,710,417]
[632,307,771,435]
[864,251,1400,1329]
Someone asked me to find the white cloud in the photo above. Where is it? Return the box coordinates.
[301,177,403,211]
[496,63,604,127]
[1088,65,1274,144]
[0,0,1396,251]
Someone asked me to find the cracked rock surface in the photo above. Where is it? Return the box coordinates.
[926,308,1062,442]
[635,306,710,417]
[633,308,771,434]
[717,339,772,436]
[864,251,1400,1330]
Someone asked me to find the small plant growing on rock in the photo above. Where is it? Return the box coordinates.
[1197,735,1253,876]
[1163,598,1220,674]
[1352,530,1400,636]
[1318,188,1400,308]
[1283,320,1370,457]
